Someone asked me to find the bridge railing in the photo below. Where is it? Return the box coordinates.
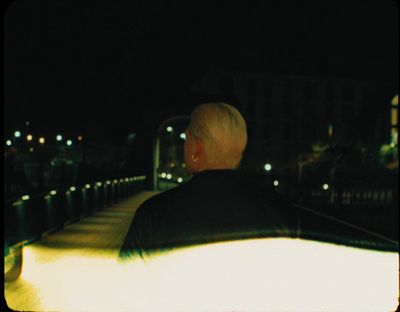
[4,176,147,257]
[297,178,398,244]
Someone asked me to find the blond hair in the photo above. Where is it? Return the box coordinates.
[187,102,247,169]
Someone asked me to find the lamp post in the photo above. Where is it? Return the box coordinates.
[153,115,189,191]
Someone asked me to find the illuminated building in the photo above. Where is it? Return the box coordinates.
[190,70,373,169]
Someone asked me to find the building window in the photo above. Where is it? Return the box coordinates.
[219,77,234,95]
[302,117,316,140]
[302,102,316,140]
[341,104,355,123]
[248,100,256,119]
[262,122,269,140]
[342,84,355,101]
[264,79,274,98]
[248,78,256,96]
[325,80,335,100]
[247,121,255,138]
[303,102,315,118]
[284,101,292,118]
[264,102,271,119]
[325,103,333,123]
[284,123,292,141]
[283,81,292,99]
[390,94,398,145]
[303,81,316,99]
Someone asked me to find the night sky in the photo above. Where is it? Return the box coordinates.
[4,0,398,139]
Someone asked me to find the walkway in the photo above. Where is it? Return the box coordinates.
[5,191,157,312]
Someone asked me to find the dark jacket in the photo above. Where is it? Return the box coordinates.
[119,169,297,259]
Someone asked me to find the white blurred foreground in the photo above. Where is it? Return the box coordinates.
[5,237,398,312]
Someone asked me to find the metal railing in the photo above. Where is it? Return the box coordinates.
[4,175,147,257]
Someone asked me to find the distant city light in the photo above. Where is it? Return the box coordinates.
[328,124,333,138]
[25,121,30,126]
[264,163,272,171]
[77,136,83,141]
[125,178,129,182]
[273,180,279,186]
[177,177,183,183]
[39,137,45,144]
[96,182,102,187]
[70,186,76,192]
[323,183,329,190]
[119,179,124,182]
[50,190,57,195]
[390,142,395,148]
[180,133,186,140]
[21,195,30,201]
[85,184,91,189]
[166,126,173,133]
[56,135,63,141]
[106,181,111,185]
[161,172,167,178]
[29,147,34,152]
[14,131,21,138]
[66,140,72,146]
[27,134,33,141]
[6,140,12,146]
[392,94,398,106]
[182,163,186,168]
[166,173,172,180]
[113,179,119,184]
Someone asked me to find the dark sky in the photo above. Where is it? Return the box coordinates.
[4,0,398,137]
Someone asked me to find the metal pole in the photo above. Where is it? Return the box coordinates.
[153,135,160,191]
[153,115,190,192]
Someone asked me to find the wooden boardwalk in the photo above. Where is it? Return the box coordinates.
[4,191,158,312]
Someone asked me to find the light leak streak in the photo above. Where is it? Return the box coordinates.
[8,238,399,312]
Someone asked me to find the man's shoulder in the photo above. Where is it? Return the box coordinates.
[139,183,189,211]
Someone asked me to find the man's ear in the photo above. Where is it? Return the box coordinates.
[194,138,204,159]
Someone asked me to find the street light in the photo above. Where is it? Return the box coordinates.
[264,163,272,171]
[27,134,33,141]
[14,131,21,138]
[56,135,63,141]
[180,133,186,140]
[153,115,190,191]
[66,140,72,146]
[6,140,12,146]
[39,137,45,144]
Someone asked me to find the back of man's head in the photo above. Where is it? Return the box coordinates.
[188,102,247,169]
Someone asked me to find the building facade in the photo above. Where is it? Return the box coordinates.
[190,70,392,172]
